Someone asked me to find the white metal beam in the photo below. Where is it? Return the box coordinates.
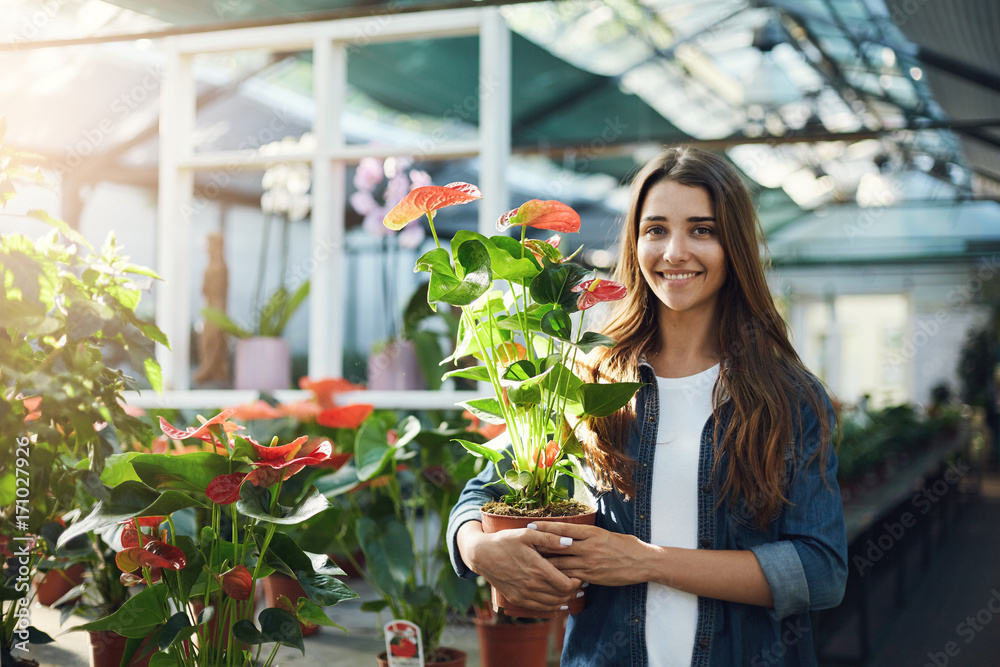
[478,7,511,235]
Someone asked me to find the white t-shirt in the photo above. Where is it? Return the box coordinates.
[645,363,719,667]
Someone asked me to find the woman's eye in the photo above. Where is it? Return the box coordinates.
[693,226,713,236]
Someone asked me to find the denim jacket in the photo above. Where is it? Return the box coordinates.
[447,361,847,667]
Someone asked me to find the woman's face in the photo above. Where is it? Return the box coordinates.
[636,180,727,319]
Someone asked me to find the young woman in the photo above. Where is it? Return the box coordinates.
[447,147,846,666]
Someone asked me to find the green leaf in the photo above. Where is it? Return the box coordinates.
[500,360,536,383]
[270,280,310,337]
[139,321,170,348]
[156,612,191,650]
[354,418,394,482]
[575,332,618,353]
[529,260,590,312]
[453,438,504,464]
[27,208,92,250]
[435,239,491,306]
[437,567,478,611]
[130,452,231,495]
[26,627,54,645]
[57,482,204,547]
[297,599,348,631]
[504,469,531,491]
[260,608,305,653]
[232,620,266,645]
[202,307,252,339]
[143,357,163,394]
[359,599,388,613]
[356,517,414,600]
[458,398,506,425]
[442,365,493,383]
[540,310,573,341]
[295,570,359,608]
[451,231,539,281]
[579,382,645,418]
[98,453,143,486]
[73,585,170,637]
[237,485,331,525]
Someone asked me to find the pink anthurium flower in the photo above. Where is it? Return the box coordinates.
[250,435,309,465]
[159,409,241,443]
[382,182,482,231]
[571,277,627,310]
[496,200,581,234]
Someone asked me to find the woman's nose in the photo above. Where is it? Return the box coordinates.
[663,234,690,264]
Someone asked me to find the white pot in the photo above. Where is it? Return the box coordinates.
[233,337,291,391]
[367,339,426,391]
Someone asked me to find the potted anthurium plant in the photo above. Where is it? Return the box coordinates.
[316,411,481,666]
[382,182,642,618]
[56,409,358,667]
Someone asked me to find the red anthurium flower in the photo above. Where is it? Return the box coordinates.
[312,451,353,471]
[206,472,249,505]
[116,540,186,573]
[119,516,166,548]
[317,404,374,429]
[496,200,581,234]
[159,409,240,442]
[120,570,147,587]
[571,277,627,311]
[220,565,253,601]
[251,435,309,464]
[383,182,482,231]
[536,440,560,468]
[245,466,284,487]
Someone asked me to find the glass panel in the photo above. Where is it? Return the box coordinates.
[191,50,314,154]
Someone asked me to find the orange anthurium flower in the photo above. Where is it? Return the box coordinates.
[496,200,581,234]
[383,182,482,231]
[299,376,365,409]
[22,395,42,422]
[250,435,309,465]
[230,400,284,421]
[280,400,323,422]
[536,440,560,469]
[571,277,627,311]
[316,404,374,430]
[159,409,240,442]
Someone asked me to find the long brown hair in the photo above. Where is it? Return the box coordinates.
[579,146,833,526]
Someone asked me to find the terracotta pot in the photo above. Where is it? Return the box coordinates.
[368,339,425,390]
[550,611,568,661]
[89,631,153,667]
[375,647,466,666]
[259,573,319,636]
[474,617,551,667]
[35,563,86,607]
[234,337,290,391]
[480,510,596,618]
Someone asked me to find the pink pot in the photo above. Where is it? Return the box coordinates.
[368,340,425,390]
[234,337,290,391]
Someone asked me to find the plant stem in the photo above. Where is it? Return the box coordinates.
[427,212,440,249]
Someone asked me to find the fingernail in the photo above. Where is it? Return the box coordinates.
[559,537,573,547]
[559,605,569,611]
[581,582,590,588]
[576,590,585,598]
[527,523,537,530]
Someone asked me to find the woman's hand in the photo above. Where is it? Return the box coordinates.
[456,521,583,613]
[530,522,655,587]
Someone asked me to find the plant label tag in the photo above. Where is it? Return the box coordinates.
[384,619,423,667]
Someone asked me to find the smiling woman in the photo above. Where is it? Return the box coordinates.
[448,146,847,667]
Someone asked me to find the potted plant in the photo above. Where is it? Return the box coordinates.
[471,580,552,667]
[202,280,310,391]
[382,182,642,617]
[320,411,481,665]
[0,126,168,666]
[56,409,359,667]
